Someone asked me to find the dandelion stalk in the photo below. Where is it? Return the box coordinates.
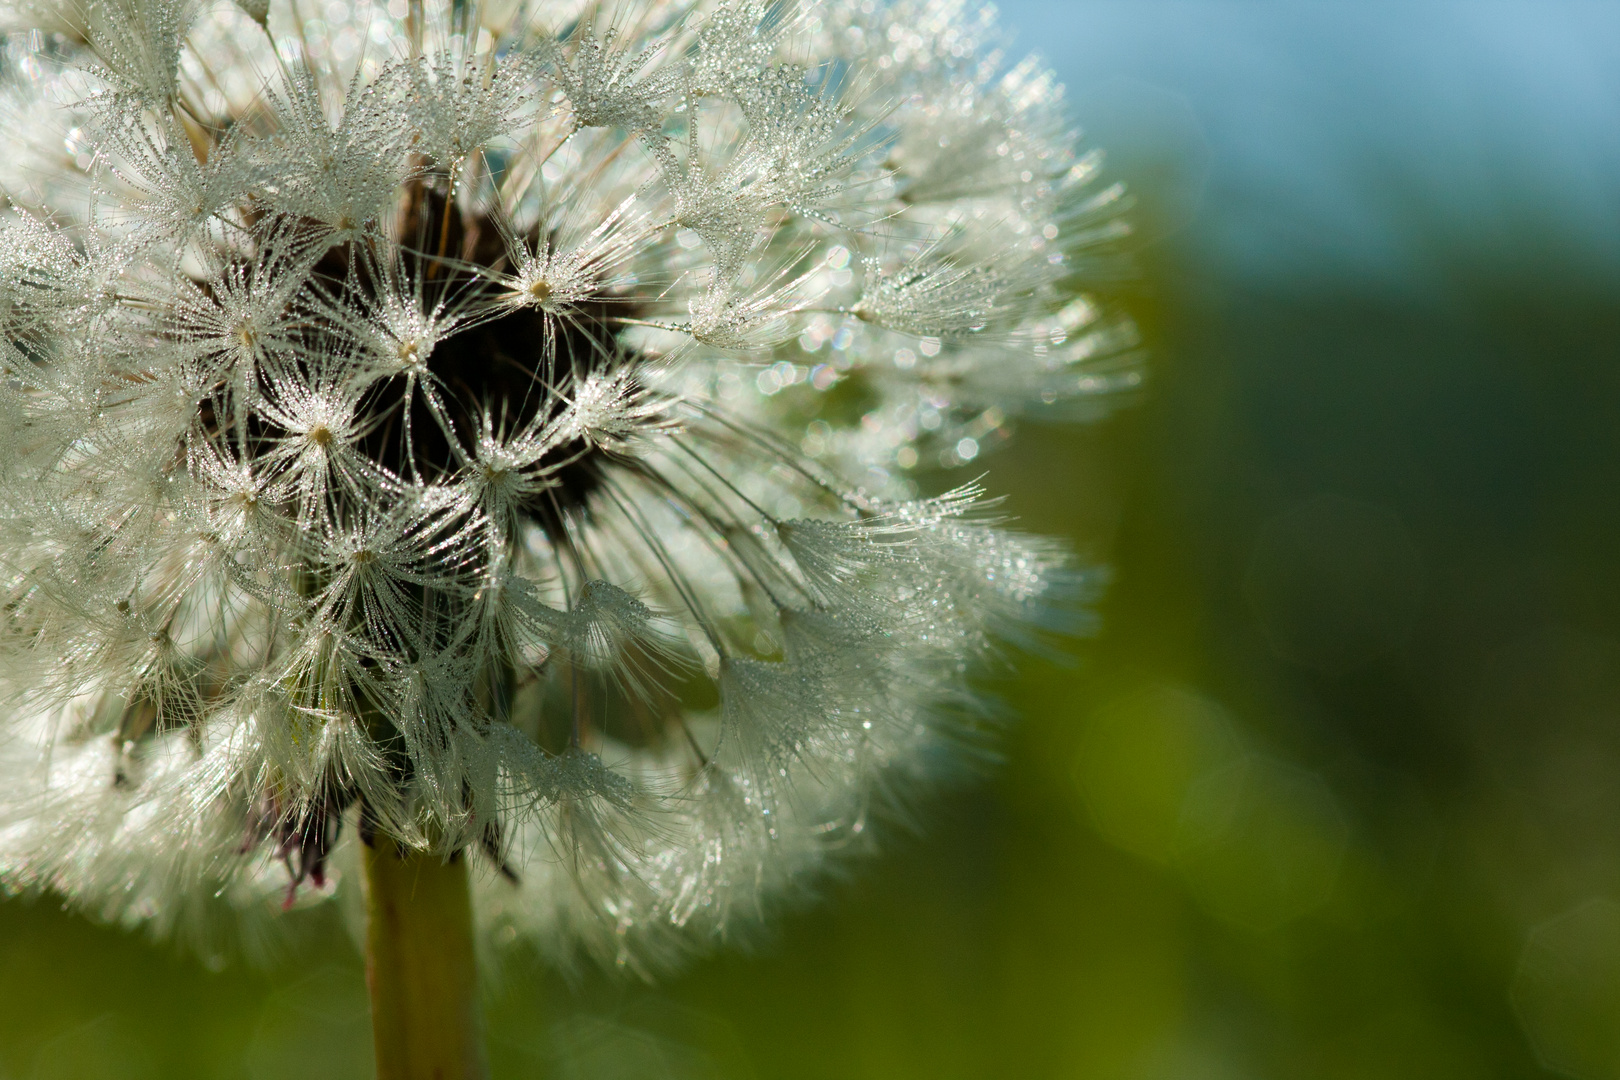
[363,836,489,1080]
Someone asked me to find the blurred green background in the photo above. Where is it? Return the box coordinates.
[5,2,1620,1076]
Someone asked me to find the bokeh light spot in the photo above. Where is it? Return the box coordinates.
[1174,756,1349,930]
[1074,685,1242,863]
[1513,899,1620,1080]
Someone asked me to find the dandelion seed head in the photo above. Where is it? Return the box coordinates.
[0,0,1130,970]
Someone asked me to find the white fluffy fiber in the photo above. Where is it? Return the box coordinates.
[0,0,1128,971]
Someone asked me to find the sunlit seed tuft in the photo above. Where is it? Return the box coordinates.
[0,0,1132,972]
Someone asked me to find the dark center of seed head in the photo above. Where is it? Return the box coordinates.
[327,183,635,537]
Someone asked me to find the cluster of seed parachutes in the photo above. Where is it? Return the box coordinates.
[0,0,1132,970]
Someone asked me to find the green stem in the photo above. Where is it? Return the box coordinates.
[363,836,490,1080]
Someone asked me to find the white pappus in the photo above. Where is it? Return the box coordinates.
[0,0,1134,973]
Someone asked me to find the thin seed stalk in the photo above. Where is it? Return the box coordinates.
[363,836,491,1080]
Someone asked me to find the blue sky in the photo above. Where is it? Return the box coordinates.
[989,1,1620,285]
